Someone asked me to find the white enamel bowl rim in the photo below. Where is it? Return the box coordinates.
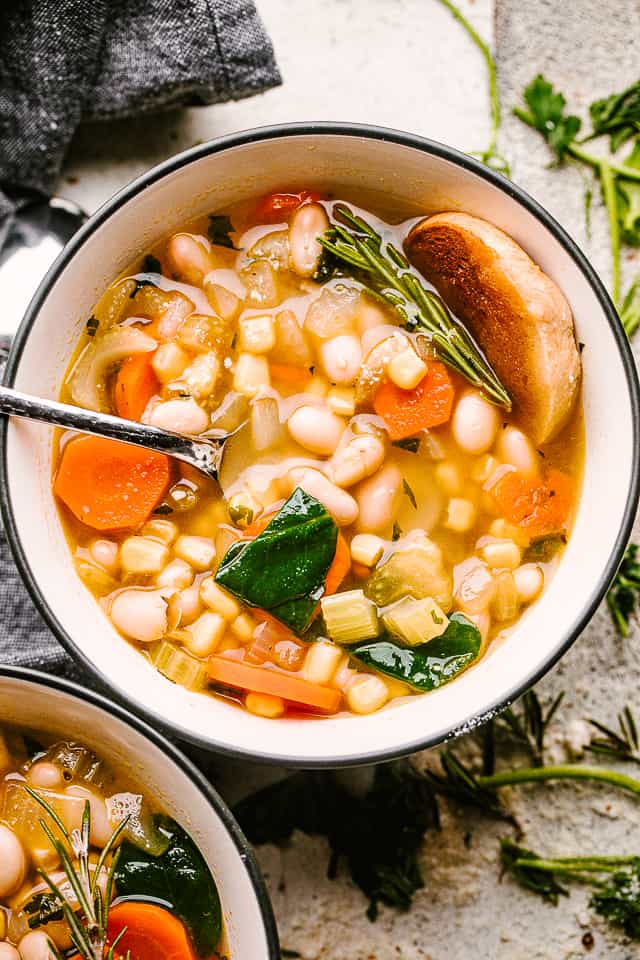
[0,664,280,957]
[2,122,639,767]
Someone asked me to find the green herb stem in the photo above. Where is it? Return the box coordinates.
[600,160,622,305]
[479,764,640,798]
[568,142,640,183]
[519,855,636,874]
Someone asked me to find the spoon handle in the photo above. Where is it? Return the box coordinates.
[0,385,224,480]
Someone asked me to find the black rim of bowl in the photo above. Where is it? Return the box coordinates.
[0,663,281,958]
[2,121,639,767]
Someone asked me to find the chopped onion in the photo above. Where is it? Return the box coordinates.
[251,397,282,452]
[69,325,157,411]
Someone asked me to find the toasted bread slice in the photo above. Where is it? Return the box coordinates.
[404,212,581,444]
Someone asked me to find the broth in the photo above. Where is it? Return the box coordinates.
[54,191,584,720]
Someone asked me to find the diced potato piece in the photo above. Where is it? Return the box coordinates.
[177,313,233,352]
[303,641,343,684]
[152,342,190,383]
[245,693,285,718]
[365,539,453,611]
[184,612,226,657]
[120,537,170,576]
[350,533,384,568]
[453,557,495,614]
[327,385,356,417]
[205,282,242,321]
[251,396,282,451]
[382,596,449,646]
[346,675,389,714]
[233,353,271,396]
[444,498,476,533]
[321,590,380,644]
[200,577,241,620]
[230,613,255,642]
[387,347,428,390]
[239,314,276,354]
[305,283,359,339]
[480,538,521,570]
[182,351,221,400]
[271,309,312,366]
[141,519,179,545]
[173,535,216,571]
[239,260,280,308]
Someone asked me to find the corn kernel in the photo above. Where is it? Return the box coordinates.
[245,692,285,718]
[157,558,194,590]
[152,342,190,383]
[141,519,179,545]
[346,674,389,714]
[387,347,428,390]
[492,571,520,622]
[120,537,169,575]
[350,533,384,568]
[174,535,216,571]
[513,563,544,603]
[302,641,343,685]
[489,517,531,548]
[230,613,255,642]
[200,577,240,620]
[480,538,521,570]
[435,462,463,496]
[444,497,476,533]
[233,353,271,396]
[327,386,356,417]
[184,612,226,657]
[238,314,276,354]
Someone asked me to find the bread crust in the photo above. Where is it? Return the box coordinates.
[405,211,581,444]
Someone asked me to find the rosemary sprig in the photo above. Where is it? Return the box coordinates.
[586,705,640,764]
[425,750,516,824]
[607,542,640,637]
[319,205,512,408]
[497,690,565,766]
[25,785,129,960]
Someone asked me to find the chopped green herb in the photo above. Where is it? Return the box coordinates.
[207,214,237,249]
[587,705,640,764]
[514,75,581,162]
[215,488,338,633]
[500,839,569,905]
[351,613,481,692]
[392,522,403,541]
[85,315,99,337]
[234,761,439,921]
[23,892,64,929]
[523,534,566,563]
[392,436,421,453]
[607,542,640,637]
[153,503,174,516]
[497,689,565,766]
[589,79,640,150]
[402,478,417,509]
[143,253,162,274]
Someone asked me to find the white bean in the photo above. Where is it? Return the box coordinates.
[287,405,346,455]
[157,558,194,590]
[0,943,20,960]
[288,202,329,277]
[166,233,212,285]
[66,786,112,847]
[89,539,119,574]
[327,435,386,488]
[513,563,544,603]
[110,589,168,644]
[452,391,501,455]
[148,398,209,435]
[178,584,203,625]
[496,425,540,477]
[354,463,403,533]
[288,467,359,526]
[320,335,363,385]
[18,932,54,960]
[0,824,26,897]
[28,761,64,789]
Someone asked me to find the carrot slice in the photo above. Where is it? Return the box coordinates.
[107,901,196,960]
[255,190,321,224]
[269,363,313,387]
[490,467,574,538]
[208,656,341,713]
[373,362,454,440]
[114,353,159,421]
[54,435,170,531]
[324,533,350,596]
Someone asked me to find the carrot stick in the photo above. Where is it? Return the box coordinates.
[256,190,321,223]
[324,533,350,596]
[373,361,454,440]
[490,467,574,538]
[208,656,341,713]
[114,353,159,421]
[54,435,170,531]
[107,901,196,960]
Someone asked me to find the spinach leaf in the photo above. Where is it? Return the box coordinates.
[143,253,162,274]
[114,815,222,957]
[392,436,421,453]
[24,892,64,929]
[351,612,481,691]
[208,214,237,249]
[215,488,338,633]
[523,534,566,563]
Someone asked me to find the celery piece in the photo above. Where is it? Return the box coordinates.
[1,781,85,850]
[151,639,209,691]
[382,597,449,647]
[365,542,453,610]
[321,589,381,645]
[42,740,104,786]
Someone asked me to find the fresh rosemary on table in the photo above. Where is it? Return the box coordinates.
[607,542,640,637]
[25,785,130,960]
[319,204,512,409]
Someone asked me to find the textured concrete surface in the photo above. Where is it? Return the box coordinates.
[56,1,640,957]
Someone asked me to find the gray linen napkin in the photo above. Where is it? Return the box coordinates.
[0,0,280,673]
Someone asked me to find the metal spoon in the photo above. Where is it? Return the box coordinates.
[0,385,230,482]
